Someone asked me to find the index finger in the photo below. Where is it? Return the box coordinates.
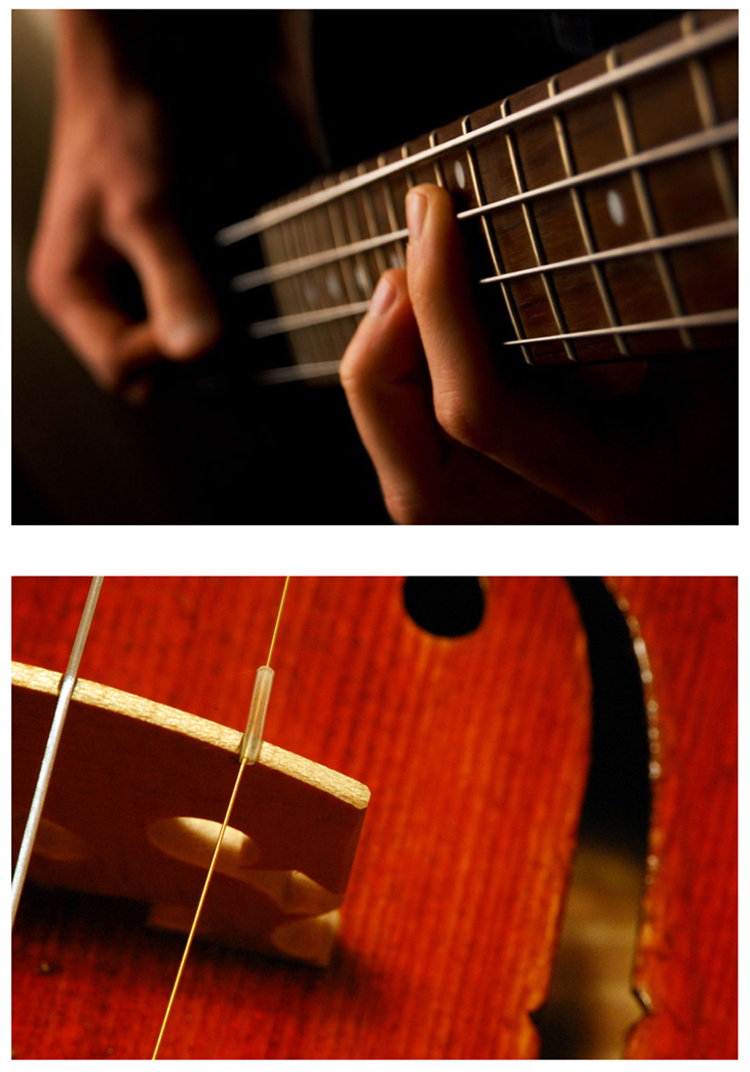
[404,184,616,515]
[43,272,161,391]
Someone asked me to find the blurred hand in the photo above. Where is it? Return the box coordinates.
[27,12,221,396]
[341,184,736,524]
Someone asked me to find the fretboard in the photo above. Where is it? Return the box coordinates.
[219,10,738,384]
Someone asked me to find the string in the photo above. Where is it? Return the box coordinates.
[152,577,291,1060]
[266,576,290,665]
[11,577,104,928]
[215,15,737,244]
[230,16,736,381]
[239,120,737,356]
[478,219,738,286]
[234,121,737,297]
[246,309,738,386]
[500,308,738,348]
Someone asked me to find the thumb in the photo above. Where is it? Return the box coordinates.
[111,209,222,360]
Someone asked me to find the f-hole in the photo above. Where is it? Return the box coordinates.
[403,577,485,637]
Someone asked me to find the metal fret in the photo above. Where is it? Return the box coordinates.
[250,300,372,339]
[217,15,737,244]
[270,200,325,368]
[357,162,390,277]
[325,174,361,307]
[502,308,736,347]
[247,218,737,342]
[458,121,736,223]
[234,124,736,293]
[479,219,737,285]
[401,142,415,189]
[378,153,407,269]
[256,360,344,385]
[548,75,629,357]
[607,46,693,349]
[462,114,531,364]
[681,12,737,219]
[298,192,343,363]
[428,131,447,188]
[501,99,576,362]
[252,306,737,378]
[250,297,736,346]
[275,200,309,328]
[340,174,376,303]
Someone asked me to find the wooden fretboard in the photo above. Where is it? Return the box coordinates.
[219,10,738,384]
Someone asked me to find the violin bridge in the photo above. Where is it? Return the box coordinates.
[11,661,369,968]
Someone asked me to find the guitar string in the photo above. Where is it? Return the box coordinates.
[248,301,738,346]
[239,118,738,358]
[216,14,737,244]
[152,577,291,1060]
[227,19,736,380]
[247,309,738,386]
[478,219,738,286]
[500,308,737,347]
[232,121,737,294]
[11,577,104,928]
[243,216,737,341]
[235,120,737,296]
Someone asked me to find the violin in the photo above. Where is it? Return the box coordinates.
[11,576,737,1058]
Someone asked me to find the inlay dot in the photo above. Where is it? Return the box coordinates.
[607,189,626,226]
[355,265,369,293]
[390,250,402,269]
[326,272,343,300]
[454,160,467,189]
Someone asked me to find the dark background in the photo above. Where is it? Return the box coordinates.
[13,11,673,524]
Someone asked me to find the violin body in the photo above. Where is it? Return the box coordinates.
[11,576,736,1058]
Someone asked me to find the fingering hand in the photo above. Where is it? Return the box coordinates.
[341,184,736,524]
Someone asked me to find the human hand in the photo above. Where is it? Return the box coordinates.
[340,184,736,524]
[27,12,221,397]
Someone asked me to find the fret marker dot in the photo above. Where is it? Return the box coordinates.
[326,272,343,300]
[454,160,467,189]
[390,250,401,269]
[355,266,369,294]
[607,189,626,226]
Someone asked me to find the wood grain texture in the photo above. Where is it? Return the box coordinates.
[256,11,737,371]
[11,577,736,1058]
[610,577,737,1059]
[12,577,590,1059]
[12,662,368,965]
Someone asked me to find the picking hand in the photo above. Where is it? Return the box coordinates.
[27,13,221,396]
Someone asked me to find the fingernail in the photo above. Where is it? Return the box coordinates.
[369,274,397,318]
[165,315,219,357]
[406,190,427,241]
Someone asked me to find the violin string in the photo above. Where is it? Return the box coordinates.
[266,576,290,665]
[152,577,291,1060]
[151,758,249,1060]
[11,576,104,929]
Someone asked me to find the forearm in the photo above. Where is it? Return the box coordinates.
[54,11,139,107]
[30,12,220,391]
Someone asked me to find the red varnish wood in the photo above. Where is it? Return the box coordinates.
[12,577,590,1059]
[610,577,737,1059]
[11,577,736,1058]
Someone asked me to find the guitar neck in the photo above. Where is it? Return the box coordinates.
[220,10,738,383]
